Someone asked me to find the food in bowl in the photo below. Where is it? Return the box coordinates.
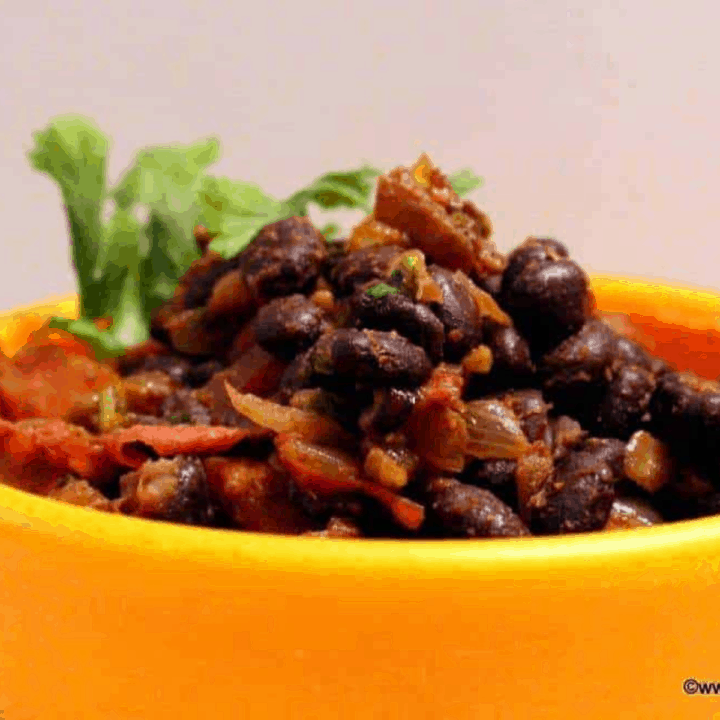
[3,118,718,540]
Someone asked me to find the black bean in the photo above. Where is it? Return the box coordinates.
[308,329,432,388]
[185,359,225,388]
[474,271,504,298]
[583,438,627,478]
[501,389,551,444]
[648,372,703,461]
[358,388,418,436]
[349,289,445,363]
[652,468,716,521]
[529,440,618,534]
[254,294,330,362]
[549,415,587,456]
[597,364,656,439]
[329,245,402,297]
[499,237,592,353]
[428,265,485,361]
[184,258,240,310]
[502,237,571,290]
[539,320,617,427]
[698,392,720,453]
[166,456,218,525]
[161,389,212,426]
[239,216,328,303]
[613,336,667,375]
[123,354,193,384]
[119,455,218,526]
[427,478,530,538]
[486,324,535,386]
[276,350,315,401]
[461,458,518,511]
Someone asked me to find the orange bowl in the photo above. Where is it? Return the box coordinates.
[2,276,720,720]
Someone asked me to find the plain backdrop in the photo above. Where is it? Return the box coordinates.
[2,0,720,311]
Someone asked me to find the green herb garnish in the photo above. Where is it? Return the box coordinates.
[29,116,483,356]
[447,169,483,196]
[366,283,400,298]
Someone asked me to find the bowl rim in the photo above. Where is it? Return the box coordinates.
[3,273,720,573]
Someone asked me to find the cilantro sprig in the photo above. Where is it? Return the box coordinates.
[28,115,483,357]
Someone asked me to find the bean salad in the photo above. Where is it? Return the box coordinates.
[1,154,716,540]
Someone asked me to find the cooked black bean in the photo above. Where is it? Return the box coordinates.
[184,258,240,309]
[499,237,592,353]
[289,485,407,536]
[652,467,717,521]
[329,244,402,297]
[254,294,330,362]
[584,438,627,478]
[427,478,530,538]
[501,389,551,444]
[549,415,588,460]
[161,389,212,425]
[597,364,656,439]
[461,458,518,511]
[185,359,225,388]
[698,392,720,456]
[308,328,432,388]
[485,324,534,386]
[276,350,315,401]
[118,455,217,526]
[239,216,328,302]
[539,320,617,427]
[121,354,193,383]
[428,265,484,361]
[349,289,445,362]
[359,387,418,436]
[529,440,618,534]
[474,271,504,298]
[648,372,703,460]
[613,335,667,375]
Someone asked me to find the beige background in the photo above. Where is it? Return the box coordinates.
[1,0,719,310]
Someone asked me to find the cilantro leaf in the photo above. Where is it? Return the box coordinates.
[113,137,220,296]
[199,175,286,258]
[366,283,400,298]
[320,223,341,240]
[207,214,275,258]
[49,209,151,358]
[28,116,109,318]
[29,116,485,358]
[113,139,220,210]
[198,176,284,231]
[448,169,483,196]
[284,165,382,216]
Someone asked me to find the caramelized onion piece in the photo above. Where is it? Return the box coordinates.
[515,440,554,519]
[224,382,353,447]
[407,364,468,472]
[47,477,115,511]
[388,249,444,303]
[374,153,503,277]
[347,217,410,252]
[453,270,511,327]
[623,430,672,493]
[363,445,419,490]
[415,405,468,473]
[462,345,493,375]
[463,399,530,460]
[604,497,663,531]
[275,435,425,530]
